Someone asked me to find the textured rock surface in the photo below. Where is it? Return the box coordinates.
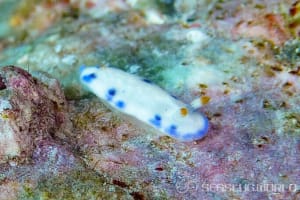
[0,66,71,164]
[0,66,131,199]
[0,0,299,199]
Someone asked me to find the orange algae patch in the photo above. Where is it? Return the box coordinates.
[85,0,96,9]
[233,13,290,45]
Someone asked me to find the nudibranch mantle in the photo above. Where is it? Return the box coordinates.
[79,66,209,142]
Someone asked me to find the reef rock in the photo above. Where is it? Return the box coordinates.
[0,66,71,164]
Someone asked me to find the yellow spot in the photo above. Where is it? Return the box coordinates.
[201,96,210,105]
[180,107,188,117]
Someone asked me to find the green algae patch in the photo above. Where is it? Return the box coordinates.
[98,30,186,88]
[276,39,300,67]
[18,170,131,200]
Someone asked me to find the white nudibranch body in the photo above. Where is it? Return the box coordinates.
[79,66,209,141]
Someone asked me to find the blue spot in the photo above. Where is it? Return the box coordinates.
[115,100,125,109]
[155,115,161,121]
[149,114,162,127]
[106,88,116,101]
[82,73,97,83]
[108,88,116,96]
[166,124,178,136]
[142,79,152,84]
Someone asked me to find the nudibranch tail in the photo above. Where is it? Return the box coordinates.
[79,65,209,142]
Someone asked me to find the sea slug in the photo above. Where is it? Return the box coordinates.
[79,66,209,141]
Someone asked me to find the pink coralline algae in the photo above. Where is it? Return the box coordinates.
[0,66,72,164]
[32,140,79,175]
